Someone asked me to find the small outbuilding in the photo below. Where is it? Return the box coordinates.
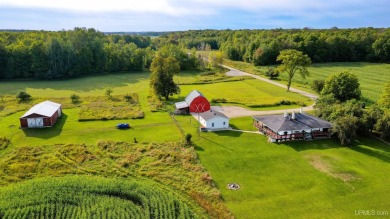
[253,111,332,142]
[198,110,229,130]
[175,90,210,113]
[20,100,62,128]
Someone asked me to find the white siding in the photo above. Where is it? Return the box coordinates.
[204,116,229,129]
[27,118,44,128]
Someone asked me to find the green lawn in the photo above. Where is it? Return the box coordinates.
[176,116,390,218]
[224,60,390,104]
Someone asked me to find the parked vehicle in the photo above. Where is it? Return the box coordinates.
[116,123,130,129]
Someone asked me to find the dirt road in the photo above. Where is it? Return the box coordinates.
[213,64,318,118]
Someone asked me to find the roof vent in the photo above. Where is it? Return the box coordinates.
[300,108,303,114]
[292,111,296,120]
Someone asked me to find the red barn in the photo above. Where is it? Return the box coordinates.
[175,90,210,113]
[20,100,62,128]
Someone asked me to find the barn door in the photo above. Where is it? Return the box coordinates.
[194,103,206,113]
[27,118,44,128]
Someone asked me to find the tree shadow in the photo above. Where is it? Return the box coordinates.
[214,129,243,137]
[351,138,390,163]
[199,136,234,151]
[22,113,68,139]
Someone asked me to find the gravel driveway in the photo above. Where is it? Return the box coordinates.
[211,65,317,118]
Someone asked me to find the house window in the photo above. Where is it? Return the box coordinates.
[223,122,226,125]
[212,123,214,127]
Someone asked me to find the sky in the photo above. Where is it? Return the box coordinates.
[0,0,389,31]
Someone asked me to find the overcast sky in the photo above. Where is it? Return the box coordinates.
[0,0,389,31]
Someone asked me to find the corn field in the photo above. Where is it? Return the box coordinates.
[0,176,199,219]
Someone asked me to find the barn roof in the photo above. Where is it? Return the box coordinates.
[185,90,205,104]
[21,100,61,118]
[199,110,228,121]
[253,112,332,132]
[175,101,189,109]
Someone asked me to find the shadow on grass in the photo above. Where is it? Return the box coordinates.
[193,143,204,152]
[22,113,67,139]
[214,129,243,137]
[351,145,390,163]
[352,138,390,163]
[283,138,343,151]
[199,136,234,151]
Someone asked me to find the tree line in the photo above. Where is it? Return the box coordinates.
[156,28,390,65]
[0,27,154,79]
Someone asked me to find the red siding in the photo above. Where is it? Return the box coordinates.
[43,117,51,126]
[20,118,28,128]
[189,96,210,113]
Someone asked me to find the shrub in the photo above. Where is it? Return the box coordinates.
[265,67,279,79]
[124,94,133,103]
[16,91,31,103]
[211,98,227,103]
[70,94,80,104]
[0,136,10,150]
[185,133,192,145]
[105,88,113,99]
[311,79,325,94]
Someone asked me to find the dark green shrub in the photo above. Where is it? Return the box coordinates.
[16,91,31,103]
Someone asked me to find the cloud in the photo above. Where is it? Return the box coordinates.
[0,0,183,15]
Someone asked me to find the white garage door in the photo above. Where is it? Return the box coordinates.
[27,118,44,128]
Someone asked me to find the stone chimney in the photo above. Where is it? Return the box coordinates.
[292,111,296,120]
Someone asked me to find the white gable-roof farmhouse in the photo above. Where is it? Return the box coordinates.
[198,110,229,129]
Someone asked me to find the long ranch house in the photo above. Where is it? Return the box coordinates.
[253,111,332,142]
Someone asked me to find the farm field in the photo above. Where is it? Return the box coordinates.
[0,70,389,218]
[224,60,390,104]
[175,116,390,218]
[0,176,200,218]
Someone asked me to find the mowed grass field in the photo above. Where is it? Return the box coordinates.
[175,116,390,218]
[0,72,181,146]
[225,60,390,103]
[173,73,313,109]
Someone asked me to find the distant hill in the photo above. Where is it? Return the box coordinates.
[104,31,171,36]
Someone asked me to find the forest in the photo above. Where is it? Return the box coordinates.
[0,28,154,79]
[1,27,390,80]
[157,28,390,65]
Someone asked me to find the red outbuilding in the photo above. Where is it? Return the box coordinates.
[20,100,62,128]
[175,90,210,113]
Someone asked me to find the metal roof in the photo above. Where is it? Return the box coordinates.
[184,90,205,104]
[253,113,332,132]
[175,101,189,109]
[199,110,228,121]
[21,100,61,118]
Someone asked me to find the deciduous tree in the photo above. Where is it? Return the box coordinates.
[276,49,311,91]
[321,71,361,102]
[150,56,180,100]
